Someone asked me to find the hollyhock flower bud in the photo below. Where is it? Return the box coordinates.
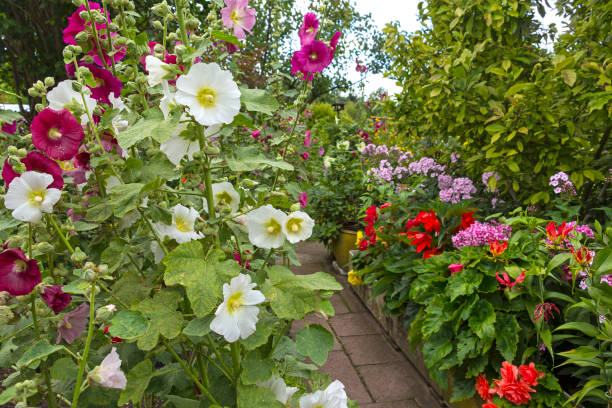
[40,286,72,314]
[0,249,41,296]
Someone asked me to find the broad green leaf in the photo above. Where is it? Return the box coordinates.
[86,201,114,222]
[241,316,275,350]
[561,69,576,87]
[109,183,144,217]
[237,384,284,408]
[547,252,571,272]
[111,270,151,306]
[118,359,153,405]
[50,357,78,381]
[450,378,475,402]
[592,247,612,274]
[0,385,16,405]
[566,379,605,406]
[16,340,63,367]
[166,395,201,408]
[495,313,519,361]
[422,327,453,367]
[183,316,214,337]
[226,147,293,172]
[241,350,274,385]
[211,30,242,46]
[485,123,505,134]
[241,88,279,115]
[468,300,496,342]
[133,290,184,350]
[101,240,128,273]
[296,324,334,366]
[72,221,99,231]
[504,82,533,98]
[116,108,178,149]
[0,110,22,122]
[447,270,483,301]
[555,322,598,337]
[109,310,150,340]
[0,216,21,231]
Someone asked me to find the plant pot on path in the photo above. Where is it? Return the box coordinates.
[331,228,358,269]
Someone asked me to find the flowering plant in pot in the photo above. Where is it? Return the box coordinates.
[0,2,357,407]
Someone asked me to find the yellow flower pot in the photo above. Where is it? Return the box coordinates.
[331,229,358,268]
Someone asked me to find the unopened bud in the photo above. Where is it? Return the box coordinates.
[125,15,135,26]
[153,43,164,53]
[72,0,84,6]
[35,104,44,113]
[44,77,55,88]
[240,179,259,188]
[71,81,83,92]
[79,10,90,21]
[28,87,40,97]
[202,225,218,235]
[71,247,88,263]
[174,44,186,56]
[16,148,27,158]
[75,31,90,44]
[95,304,116,321]
[7,146,19,155]
[7,156,20,166]
[202,146,220,155]
[95,14,107,25]
[96,264,109,275]
[35,242,55,254]
[73,45,83,55]
[290,203,300,212]
[186,17,200,31]
[167,32,178,41]
[108,22,119,32]
[153,20,164,30]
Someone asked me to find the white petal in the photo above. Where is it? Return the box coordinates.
[283,211,315,244]
[12,204,42,223]
[236,305,259,339]
[160,135,190,165]
[20,171,53,190]
[145,55,169,87]
[243,289,265,306]
[4,177,30,210]
[210,309,241,343]
[40,188,62,213]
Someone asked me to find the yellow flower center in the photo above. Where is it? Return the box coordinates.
[306,27,315,34]
[95,77,105,87]
[28,190,46,207]
[231,9,241,23]
[265,218,281,235]
[197,87,216,108]
[286,218,302,234]
[65,322,72,329]
[227,291,243,314]
[13,260,27,274]
[48,128,62,140]
[215,191,233,206]
[309,53,318,61]
[174,216,192,232]
[59,160,76,171]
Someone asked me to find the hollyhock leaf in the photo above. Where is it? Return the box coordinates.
[183,315,214,337]
[111,270,151,306]
[0,386,17,405]
[241,88,279,115]
[101,240,128,273]
[241,316,275,350]
[118,359,153,405]
[0,110,22,122]
[237,384,284,408]
[495,313,519,362]
[50,357,78,381]
[230,113,254,128]
[109,310,150,340]
[140,153,180,181]
[133,290,184,351]
[450,377,475,402]
[109,183,144,217]
[211,30,242,46]
[227,146,293,172]
[116,108,178,149]
[0,216,21,231]
[86,201,114,222]
[16,340,63,368]
[241,350,274,385]
[166,395,201,408]
[72,221,99,232]
[447,270,483,302]
[296,324,334,366]
[468,300,496,342]
[163,241,240,317]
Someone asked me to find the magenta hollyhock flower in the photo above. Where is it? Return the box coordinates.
[31,108,85,161]
[89,32,127,67]
[355,58,367,73]
[301,152,310,160]
[63,151,91,185]
[291,40,333,82]
[299,192,308,208]
[304,130,312,147]
[299,12,319,45]
[251,129,261,140]
[2,120,17,134]
[67,63,121,104]
[319,147,325,155]
[62,2,107,45]
[57,303,90,344]
[40,285,72,315]
[329,31,342,54]
[0,248,41,296]
[220,0,256,40]
[3,151,64,190]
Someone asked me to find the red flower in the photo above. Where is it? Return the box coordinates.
[40,285,72,315]
[413,210,441,233]
[422,248,441,259]
[0,249,41,296]
[460,211,475,230]
[359,238,369,251]
[103,326,123,344]
[476,374,492,401]
[571,246,593,265]
[496,381,533,405]
[488,239,508,257]
[495,270,526,288]
[365,224,376,238]
[406,231,432,253]
[379,202,392,210]
[448,263,463,275]
[365,205,378,224]
[500,361,518,383]
[518,363,545,387]
[30,108,85,161]
[482,403,500,408]
[546,221,573,245]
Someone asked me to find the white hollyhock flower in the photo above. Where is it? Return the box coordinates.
[210,274,265,342]
[145,55,169,87]
[246,205,288,249]
[4,171,62,223]
[163,204,203,244]
[175,63,241,126]
[160,122,200,165]
[258,376,298,405]
[47,80,97,125]
[299,380,348,408]
[283,211,314,244]
[88,347,127,390]
[203,182,240,215]
[160,82,176,120]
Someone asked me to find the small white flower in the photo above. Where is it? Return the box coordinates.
[210,274,265,342]
[145,55,170,87]
[258,376,298,404]
[233,214,248,225]
[160,123,200,166]
[175,63,241,126]
[47,80,97,125]
[88,347,127,390]
[154,204,203,244]
[246,205,288,249]
[203,182,240,215]
[282,211,314,244]
[336,140,350,151]
[357,141,366,152]
[323,156,335,168]
[104,304,117,312]
[299,380,348,408]
[4,171,62,223]
[160,82,176,120]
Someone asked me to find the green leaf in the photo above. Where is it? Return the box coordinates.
[72,221,99,231]
[16,340,63,367]
[450,378,475,402]
[111,270,151,306]
[164,241,240,317]
[133,290,184,351]
[565,379,605,406]
[447,270,483,301]
[547,252,571,272]
[296,324,334,366]
[118,359,153,405]
[211,30,242,46]
[0,386,16,405]
[0,110,22,122]
[241,350,274,385]
[241,316,275,350]
[166,395,201,408]
[50,357,78,381]
[422,327,453,367]
[86,201,114,222]
[116,108,178,149]
[237,384,284,408]
[592,247,612,274]
[0,216,21,231]
[468,300,496,342]
[561,69,576,87]
[495,313,519,361]
[101,240,128,273]
[504,82,533,98]
[109,310,150,340]
[183,316,214,337]
[109,183,144,217]
[554,322,598,337]
[226,146,293,172]
[241,88,279,115]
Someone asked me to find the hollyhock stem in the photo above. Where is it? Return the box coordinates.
[71,282,96,408]
[140,209,169,255]
[231,342,241,380]
[203,159,221,249]
[28,224,32,258]
[47,215,75,254]
[31,297,58,408]
[102,0,117,76]
[174,0,190,48]
[83,0,109,70]
[205,334,232,376]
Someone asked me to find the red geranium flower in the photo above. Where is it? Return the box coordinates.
[406,231,432,253]
[413,210,441,233]
[476,374,493,401]
[518,363,545,387]
[495,270,526,288]
[0,248,41,296]
[31,108,85,161]
[422,248,441,259]
[2,151,64,190]
[482,403,500,408]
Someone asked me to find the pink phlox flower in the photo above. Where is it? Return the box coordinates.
[220,0,256,40]
[452,221,512,248]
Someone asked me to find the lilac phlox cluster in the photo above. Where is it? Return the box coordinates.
[439,177,477,204]
[549,171,575,195]
[361,143,377,156]
[375,145,389,156]
[451,220,512,248]
[366,160,409,184]
[450,152,460,163]
[408,157,445,177]
[601,274,612,287]
[437,174,453,190]
[567,222,595,239]
[482,171,500,192]
[398,151,413,163]
[491,198,504,209]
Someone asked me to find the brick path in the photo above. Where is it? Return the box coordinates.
[290,242,445,408]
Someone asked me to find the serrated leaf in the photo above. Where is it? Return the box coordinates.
[50,357,78,381]
[296,324,334,366]
[450,378,475,402]
[116,108,178,149]
[241,350,274,385]
[183,316,214,337]
[133,290,184,350]
[241,88,279,115]
[226,146,293,172]
[241,316,275,350]
[447,270,483,301]
[111,270,151,306]
[118,359,153,405]
[109,310,150,340]
[109,183,144,217]
[495,313,519,361]
[468,300,495,342]
[16,340,63,367]
[237,384,284,408]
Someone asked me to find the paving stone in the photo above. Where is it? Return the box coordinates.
[358,362,431,402]
[341,334,404,366]
[360,401,421,408]
[330,288,366,314]
[329,312,382,337]
[320,351,372,404]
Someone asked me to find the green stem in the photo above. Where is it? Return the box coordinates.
[102,0,117,76]
[0,322,34,343]
[47,215,75,254]
[71,281,96,408]
[84,0,109,70]
[203,159,221,249]
[174,0,190,48]
[258,248,274,275]
[268,320,290,358]
[139,208,168,255]
[28,224,32,259]
[231,342,241,381]
[205,334,232,375]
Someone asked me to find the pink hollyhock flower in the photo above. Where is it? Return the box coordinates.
[57,303,90,344]
[355,58,367,73]
[299,192,308,208]
[89,32,127,67]
[66,63,121,104]
[31,108,85,161]
[40,285,72,314]
[329,31,342,54]
[299,12,319,45]
[220,0,256,40]
[291,40,333,82]
[63,151,91,185]
[301,152,310,160]
[251,129,261,140]
[319,147,325,155]
[2,120,17,134]
[89,347,127,389]
[62,2,107,45]
[304,130,312,147]
[3,151,64,190]
[448,263,463,275]
[0,248,41,296]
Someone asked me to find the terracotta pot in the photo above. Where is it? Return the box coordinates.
[331,229,358,268]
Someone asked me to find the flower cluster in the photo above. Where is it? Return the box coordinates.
[439,177,477,204]
[408,157,445,177]
[400,210,441,259]
[476,362,544,406]
[246,205,314,248]
[549,171,576,195]
[366,160,409,184]
[291,13,341,82]
[452,221,512,248]
[358,205,379,250]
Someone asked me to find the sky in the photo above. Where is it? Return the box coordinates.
[345,0,567,96]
